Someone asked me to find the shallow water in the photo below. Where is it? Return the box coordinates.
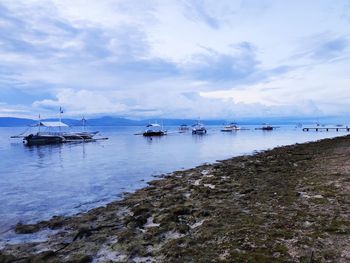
[0,125,345,236]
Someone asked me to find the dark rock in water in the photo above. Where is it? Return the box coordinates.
[15,222,41,234]
[73,227,93,241]
[0,252,15,263]
[47,216,65,229]
[67,254,93,263]
[34,250,56,261]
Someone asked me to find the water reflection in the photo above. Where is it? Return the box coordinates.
[145,136,164,144]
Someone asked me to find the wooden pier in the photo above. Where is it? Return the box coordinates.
[303,127,350,132]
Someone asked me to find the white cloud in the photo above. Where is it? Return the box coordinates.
[33,89,127,115]
[0,0,350,119]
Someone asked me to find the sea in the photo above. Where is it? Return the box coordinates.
[0,125,346,243]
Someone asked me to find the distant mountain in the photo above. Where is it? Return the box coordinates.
[0,117,36,127]
[86,116,146,126]
[0,116,348,127]
[0,116,226,127]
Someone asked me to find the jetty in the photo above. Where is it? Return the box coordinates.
[303,127,350,132]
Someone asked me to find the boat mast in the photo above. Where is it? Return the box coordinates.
[38,114,41,133]
[59,107,63,132]
[82,116,86,131]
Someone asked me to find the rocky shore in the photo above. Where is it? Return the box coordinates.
[1,135,350,262]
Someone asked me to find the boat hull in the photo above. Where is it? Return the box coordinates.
[192,129,207,135]
[143,131,166,136]
[23,131,99,145]
[221,128,240,132]
[24,134,65,146]
[255,127,273,131]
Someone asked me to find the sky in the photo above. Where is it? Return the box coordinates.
[0,0,350,119]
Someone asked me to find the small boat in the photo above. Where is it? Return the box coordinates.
[255,123,274,131]
[192,122,207,135]
[221,122,241,132]
[143,123,167,136]
[179,124,190,132]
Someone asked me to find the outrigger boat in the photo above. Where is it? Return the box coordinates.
[143,123,167,136]
[179,124,190,132]
[192,122,207,135]
[221,122,241,132]
[11,109,104,145]
[22,121,100,146]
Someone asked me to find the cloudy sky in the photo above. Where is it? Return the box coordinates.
[0,0,349,119]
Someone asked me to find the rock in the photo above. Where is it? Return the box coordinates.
[240,188,255,195]
[15,222,41,234]
[67,254,93,263]
[0,253,16,263]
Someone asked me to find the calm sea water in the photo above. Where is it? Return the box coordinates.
[0,125,345,239]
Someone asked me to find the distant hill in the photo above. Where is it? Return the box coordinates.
[0,116,225,127]
[0,117,36,127]
[0,116,348,127]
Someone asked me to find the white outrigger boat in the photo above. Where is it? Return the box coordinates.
[11,110,104,146]
[192,122,207,135]
[221,122,241,132]
[221,122,249,132]
[20,121,101,146]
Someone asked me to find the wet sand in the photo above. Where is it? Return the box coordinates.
[1,135,350,262]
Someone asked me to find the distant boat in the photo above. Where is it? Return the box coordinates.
[192,122,207,135]
[143,123,167,136]
[179,124,190,132]
[221,122,241,132]
[255,123,274,131]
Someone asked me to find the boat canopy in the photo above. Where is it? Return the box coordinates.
[35,121,69,127]
[146,123,161,127]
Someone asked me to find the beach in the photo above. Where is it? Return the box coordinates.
[1,135,350,262]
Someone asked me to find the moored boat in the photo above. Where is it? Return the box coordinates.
[255,123,274,131]
[179,124,190,132]
[221,122,241,132]
[143,123,167,136]
[23,121,68,145]
[22,121,100,145]
[192,122,207,135]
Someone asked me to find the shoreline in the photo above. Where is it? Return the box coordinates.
[1,136,350,262]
